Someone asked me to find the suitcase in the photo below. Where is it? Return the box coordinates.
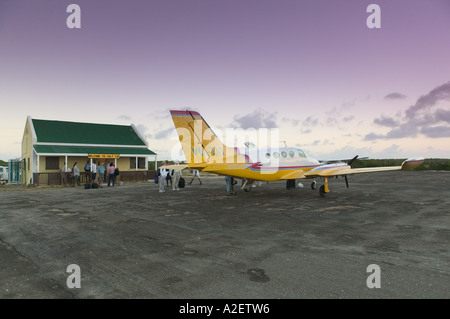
[84,182,92,189]
[178,177,185,188]
[92,183,98,189]
[286,179,295,190]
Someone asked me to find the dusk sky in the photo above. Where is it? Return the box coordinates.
[1,0,450,161]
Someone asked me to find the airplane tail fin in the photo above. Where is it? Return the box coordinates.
[170,110,237,167]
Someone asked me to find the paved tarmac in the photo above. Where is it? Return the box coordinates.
[0,171,449,299]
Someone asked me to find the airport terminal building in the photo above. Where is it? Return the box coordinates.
[21,116,157,185]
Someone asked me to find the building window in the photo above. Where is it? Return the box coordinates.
[45,157,59,170]
[130,157,146,169]
[138,157,146,169]
[28,158,30,170]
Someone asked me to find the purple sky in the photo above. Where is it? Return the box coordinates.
[1,0,450,160]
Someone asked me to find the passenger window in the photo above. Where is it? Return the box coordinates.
[281,151,287,158]
[289,151,295,158]
[273,152,279,158]
[265,153,271,158]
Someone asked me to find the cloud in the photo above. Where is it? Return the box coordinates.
[303,139,334,147]
[365,81,450,140]
[118,115,132,121]
[326,101,355,128]
[364,132,382,141]
[373,115,400,127]
[365,121,420,141]
[284,116,320,133]
[232,109,277,129]
[154,127,173,140]
[384,92,407,100]
[405,81,450,119]
[384,124,420,139]
[282,117,299,126]
[435,108,450,123]
[135,124,152,139]
[343,116,354,123]
[421,126,450,138]
[302,116,319,127]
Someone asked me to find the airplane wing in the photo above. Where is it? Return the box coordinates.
[280,170,308,180]
[304,158,424,178]
[319,156,369,164]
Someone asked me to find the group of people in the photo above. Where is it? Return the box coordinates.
[64,160,236,195]
[157,162,190,193]
[63,160,117,187]
[156,163,236,196]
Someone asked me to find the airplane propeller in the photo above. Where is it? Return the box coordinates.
[345,155,358,188]
[347,155,359,166]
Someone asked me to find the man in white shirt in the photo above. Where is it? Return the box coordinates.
[159,162,168,193]
[91,161,97,182]
[60,162,67,185]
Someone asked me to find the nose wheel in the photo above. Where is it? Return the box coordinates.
[319,177,329,197]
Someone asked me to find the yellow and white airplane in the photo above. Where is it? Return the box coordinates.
[169,110,424,197]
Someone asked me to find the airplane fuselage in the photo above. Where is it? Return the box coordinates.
[202,146,326,182]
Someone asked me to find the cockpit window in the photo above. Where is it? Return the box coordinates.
[297,149,306,158]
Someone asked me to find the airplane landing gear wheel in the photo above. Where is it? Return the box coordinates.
[319,185,327,197]
[311,181,317,190]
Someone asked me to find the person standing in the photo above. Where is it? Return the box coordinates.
[224,176,237,196]
[107,163,116,187]
[166,168,173,188]
[158,164,168,193]
[189,169,202,185]
[91,160,97,183]
[97,162,105,188]
[73,162,80,187]
[60,161,67,185]
[225,176,233,196]
[172,163,182,191]
[84,160,91,182]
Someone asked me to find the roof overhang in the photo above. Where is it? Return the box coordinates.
[33,145,156,157]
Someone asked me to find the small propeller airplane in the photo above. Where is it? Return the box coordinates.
[169,110,424,197]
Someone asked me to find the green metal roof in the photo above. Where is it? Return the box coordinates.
[32,119,146,146]
[34,145,156,156]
